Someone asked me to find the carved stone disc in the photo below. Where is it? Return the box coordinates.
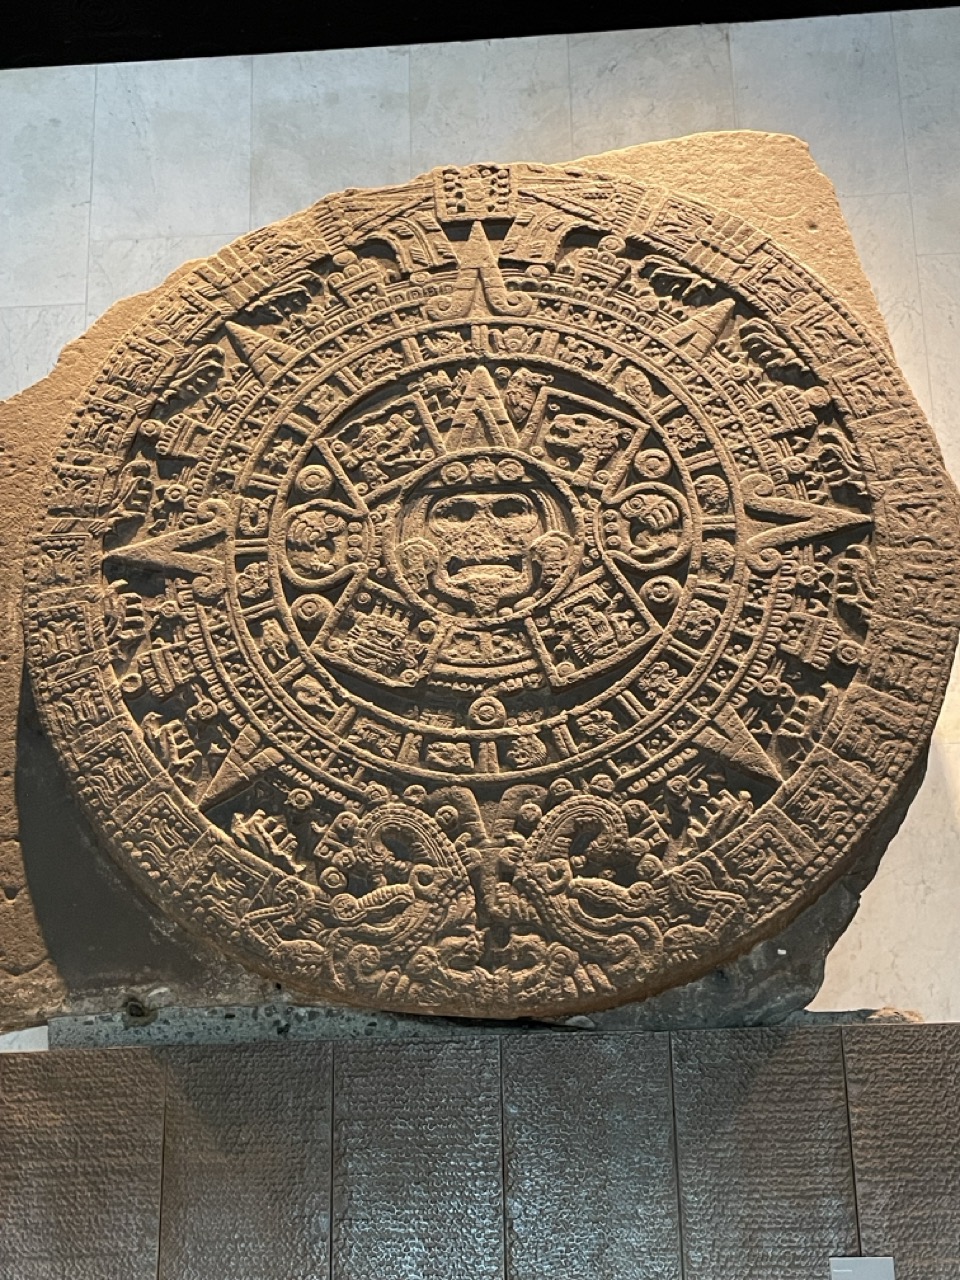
[24,163,960,1017]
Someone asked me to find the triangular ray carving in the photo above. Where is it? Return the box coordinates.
[446,366,519,450]
[196,724,283,810]
[694,703,782,783]
[743,473,871,554]
[104,498,229,578]
[225,322,302,382]
[665,298,736,359]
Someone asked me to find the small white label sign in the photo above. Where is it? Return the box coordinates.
[831,1260,895,1279]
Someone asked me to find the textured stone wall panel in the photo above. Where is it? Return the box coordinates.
[333,1039,503,1280]
[844,1024,960,1280]
[502,1033,681,1280]
[0,1047,164,1280]
[158,1042,332,1280]
[672,1027,859,1278]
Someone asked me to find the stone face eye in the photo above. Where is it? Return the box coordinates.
[433,498,478,524]
[492,496,536,523]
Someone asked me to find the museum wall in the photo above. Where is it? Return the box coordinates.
[1,6,960,1028]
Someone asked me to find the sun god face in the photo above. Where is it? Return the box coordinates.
[389,450,583,624]
[425,489,544,615]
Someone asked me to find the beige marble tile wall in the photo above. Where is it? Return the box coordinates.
[1,9,958,1019]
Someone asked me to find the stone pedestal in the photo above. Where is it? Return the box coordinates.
[2,1023,957,1279]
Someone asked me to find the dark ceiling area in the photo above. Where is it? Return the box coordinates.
[3,0,956,69]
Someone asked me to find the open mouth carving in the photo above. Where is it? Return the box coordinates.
[447,554,525,579]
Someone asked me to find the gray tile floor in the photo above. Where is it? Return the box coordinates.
[2,9,959,1020]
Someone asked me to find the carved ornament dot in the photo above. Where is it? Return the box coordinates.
[24,163,960,1017]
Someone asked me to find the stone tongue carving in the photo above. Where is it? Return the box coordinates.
[23,162,960,1018]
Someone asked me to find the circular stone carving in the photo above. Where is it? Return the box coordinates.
[24,162,960,1017]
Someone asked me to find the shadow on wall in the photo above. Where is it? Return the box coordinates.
[15,662,234,998]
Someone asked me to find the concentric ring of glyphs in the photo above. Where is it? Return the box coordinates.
[24,162,960,1017]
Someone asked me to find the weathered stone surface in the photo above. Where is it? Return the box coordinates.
[3,133,957,1027]
[159,1043,332,1280]
[0,1047,164,1279]
[593,746,929,1031]
[333,1039,503,1280]
[576,131,893,352]
[22,160,959,1019]
[502,1033,681,1279]
[672,1027,859,1278]
[844,1023,960,1280]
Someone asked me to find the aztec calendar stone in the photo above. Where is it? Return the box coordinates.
[24,163,960,1018]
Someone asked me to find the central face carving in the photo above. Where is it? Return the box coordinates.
[426,489,543,614]
[390,450,581,623]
